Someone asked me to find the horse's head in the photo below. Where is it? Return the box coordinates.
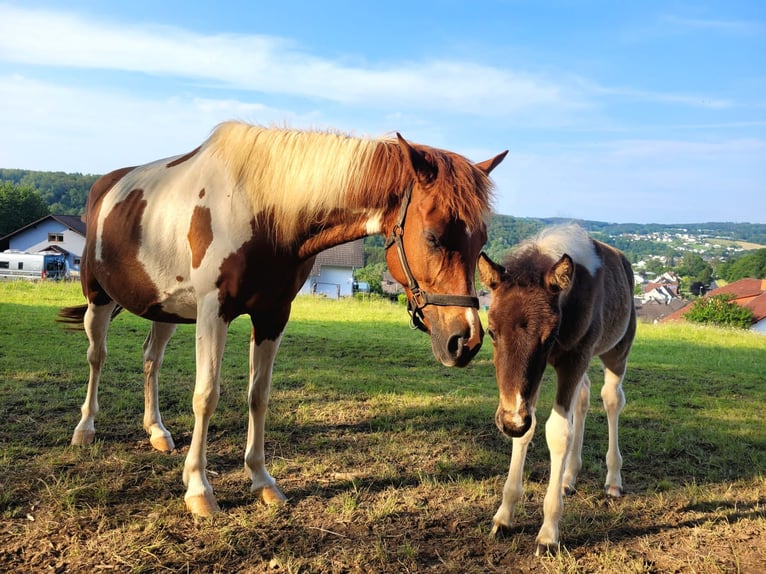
[478,251,574,437]
[385,135,507,367]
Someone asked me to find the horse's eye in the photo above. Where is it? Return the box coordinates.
[487,328,496,341]
[424,232,441,249]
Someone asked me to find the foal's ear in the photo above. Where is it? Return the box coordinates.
[478,252,505,290]
[546,254,574,294]
[475,150,508,176]
[397,133,438,185]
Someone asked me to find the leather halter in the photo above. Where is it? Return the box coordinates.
[384,186,480,331]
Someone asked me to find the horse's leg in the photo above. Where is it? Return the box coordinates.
[535,383,581,556]
[72,301,117,445]
[142,321,177,452]
[182,297,228,516]
[601,365,626,497]
[244,330,287,504]
[490,413,537,536]
[562,373,591,495]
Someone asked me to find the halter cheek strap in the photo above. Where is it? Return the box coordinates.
[384,186,480,330]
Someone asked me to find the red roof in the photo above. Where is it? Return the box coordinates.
[662,278,766,324]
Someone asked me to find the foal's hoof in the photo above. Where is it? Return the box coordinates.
[489,520,509,539]
[534,541,559,557]
[71,429,95,445]
[605,485,624,498]
[185,493,220,517]
[149,433,175,453]
[256,484,287,505]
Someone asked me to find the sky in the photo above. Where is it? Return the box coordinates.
[0,1,764,224]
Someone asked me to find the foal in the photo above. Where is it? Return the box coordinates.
[478,223,636,555]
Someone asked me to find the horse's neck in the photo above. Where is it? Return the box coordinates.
[296,211,383,259]
[293,148,410,259]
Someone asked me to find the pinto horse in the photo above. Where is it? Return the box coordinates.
[478,223,635,555]
[58,121,506,516]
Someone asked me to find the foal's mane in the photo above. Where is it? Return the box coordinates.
[505,223,601,277]
[205,122,493,244]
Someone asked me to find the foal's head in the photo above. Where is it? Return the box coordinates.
[385,136,506,367]
[478,250,574,437]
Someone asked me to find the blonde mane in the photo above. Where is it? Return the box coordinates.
[204,122,493,244]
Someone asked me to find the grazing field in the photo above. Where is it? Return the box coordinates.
[1,281,764,573]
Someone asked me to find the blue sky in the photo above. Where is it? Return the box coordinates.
[0,1,764,224]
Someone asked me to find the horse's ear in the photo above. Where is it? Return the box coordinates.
[397,133,437,185]
[475,150,508,175]
[546,254,574,294]
[478,252,504,291]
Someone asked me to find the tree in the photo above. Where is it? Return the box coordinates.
[675,253,713,284]
[0,182,50,237]
[719,249,766,282]
[683,294,754,329]
[354,262,387,294]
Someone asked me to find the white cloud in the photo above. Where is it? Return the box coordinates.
[0,4,579,118]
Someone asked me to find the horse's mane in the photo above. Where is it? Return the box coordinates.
[506,223,601,277]
[205,122,493,244]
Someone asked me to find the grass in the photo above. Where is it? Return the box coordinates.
[0,281,765,573]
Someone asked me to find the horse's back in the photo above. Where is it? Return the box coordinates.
[592,240,636,363]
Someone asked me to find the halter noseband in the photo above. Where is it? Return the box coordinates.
[383,186,480,331]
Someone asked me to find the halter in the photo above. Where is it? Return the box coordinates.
[384,186,480,332]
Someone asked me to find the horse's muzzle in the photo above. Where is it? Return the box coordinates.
[495,406,533,438]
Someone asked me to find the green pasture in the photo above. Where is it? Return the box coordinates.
[0,281,764,573]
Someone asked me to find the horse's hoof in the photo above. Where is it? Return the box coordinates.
[534,541,559,557]
[185,494,220,517]
[71,429,95,445]
[256,484,287,505]
[149,433,175,453]
[605,485,623,498]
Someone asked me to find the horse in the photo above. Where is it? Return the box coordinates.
[477,223,635,555]
[58,121,507,517]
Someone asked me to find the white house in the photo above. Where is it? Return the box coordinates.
[0,214,86,276]
[298,239,365,299]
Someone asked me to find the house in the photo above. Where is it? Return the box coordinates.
[382,270,405,297]
[298,239,365,299]
[1,216,365,297]
[662,278,766,333]
[0,214,85,277]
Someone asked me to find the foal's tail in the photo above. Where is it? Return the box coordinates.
[57,304,124,330]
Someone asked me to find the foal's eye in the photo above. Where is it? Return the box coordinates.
[487,328,496,341]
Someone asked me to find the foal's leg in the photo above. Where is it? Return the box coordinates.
[244,331,287,504]
[490,410,538,536]
[534,399,575,556]
[601,365,626,497]
[562,373,591,495]
[142,322,177,452]
[71,301,118,445]
[183,296,228,516]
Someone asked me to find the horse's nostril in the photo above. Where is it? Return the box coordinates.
[447,334,465,356]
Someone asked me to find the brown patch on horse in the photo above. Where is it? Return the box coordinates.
[215,216,314,334]
[188,204,213,269]
[166,146,201,168]
[95,188,162,316]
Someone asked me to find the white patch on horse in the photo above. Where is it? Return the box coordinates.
[364,210,384,235]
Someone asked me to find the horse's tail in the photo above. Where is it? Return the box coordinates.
[57,304,124,330]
